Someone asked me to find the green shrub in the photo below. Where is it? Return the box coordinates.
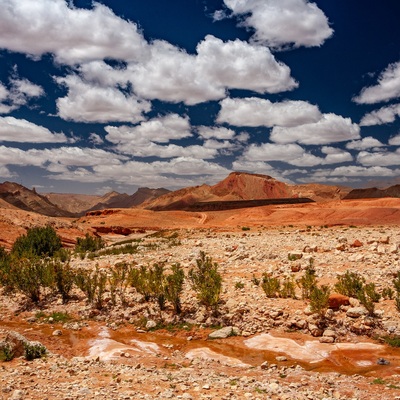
[75,267,107,309]
[234,281,245,290]
[129,265,153,302]
[251,274,260,286]
[309,284,331,316]
[108,262,131,306]
[165,264,185,315]
[9,257,53,303]
[334,271,365,298]
[0,343,14,361]
[24,342,46,361]
[0,246,12,291]
[297,266,317,300]
[280,277,296,299]
[393,271,400,294]
[51,260,75,303]
[188,251,222,310]
[261,274,280,298]
[12,226,62,258]
[357,287,376,316]
[382,287,394,300]
[149,263,167,310]
[75,233,104,253]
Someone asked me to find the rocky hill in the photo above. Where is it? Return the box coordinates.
[44,188,170,215]
[344,184,400,199]
[0,182,74,217]
[144,172,351,210]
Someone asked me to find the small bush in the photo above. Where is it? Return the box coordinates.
[0,246,12,291]
[129,265,153,302]
[261,274,280,298]
[334,271,365,298]
[12,226,62,258]
[165,264,185,315]
[75,267,107,309]
[108,262,131,306]
[149,263,167,311]
[188,251,222,310]
[382,287,394,300]
[280,277,296,299]
[309,284,331,316]
[24,342,46,361]
[51,260,75,303]
[234,281,245,290]
[357,287,376,316]
[0,343,14,361]
[297,265,317,300]
[9,257,53,303]
[251,274,260,286]
[75,233,104,253]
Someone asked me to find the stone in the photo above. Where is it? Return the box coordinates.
[348,297,360,307]
[346,306,368,318]
[377,358,390,365]
[52,330,62,336]
[260,361,269,370]
[146,320,157,329]
[323,329,336,338]
[319,336,334,344]
[336,244,346,251]
[351,240,363,248]
[276,356,287,362]
[208,326,235,339]
[291,263,301,272]
[328,293,350,310]
[379,236,390,244]
[308,324,323,337]
[288,251,302,260]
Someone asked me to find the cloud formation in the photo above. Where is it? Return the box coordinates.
[217,97,322,127]
[346,137,385,150]
[0,0,149,64]
[270,114,360,145]
[357,149,400,167]
[0,78,44,114]
[360,103,400,126]
[223,0,333,49]
[55,75,151,123]
[242,142,323,166]
[354,61,400,104]
[0,117,67,143]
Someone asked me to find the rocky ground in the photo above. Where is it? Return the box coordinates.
[2,223,400,399]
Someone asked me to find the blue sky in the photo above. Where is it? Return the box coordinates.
[0,0,400,194]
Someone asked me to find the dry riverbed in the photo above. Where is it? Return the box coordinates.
[2,224,400,399]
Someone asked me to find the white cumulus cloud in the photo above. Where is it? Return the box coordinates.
[354,61,400,104]
[389,134,400,146]
[0,0,149,64]
[0,117,67,143]
[55,75,151,123]
[270,113,360,145]
[360,103,400,126]
[223,0,333,49]
[357,149,400,167]
[127,35,297,104]
[320,146,353,164]
[242,142,323,166]
[346,137,385,150]
[0,78,44,114]
[217,97,322,127]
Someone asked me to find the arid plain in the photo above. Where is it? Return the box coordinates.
[1,174,400,399]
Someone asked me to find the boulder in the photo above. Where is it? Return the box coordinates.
[346,306,368,318]
[208,326,239,339]
[328,293,350,309]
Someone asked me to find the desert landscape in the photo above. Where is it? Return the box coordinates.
[1,172,400,399]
